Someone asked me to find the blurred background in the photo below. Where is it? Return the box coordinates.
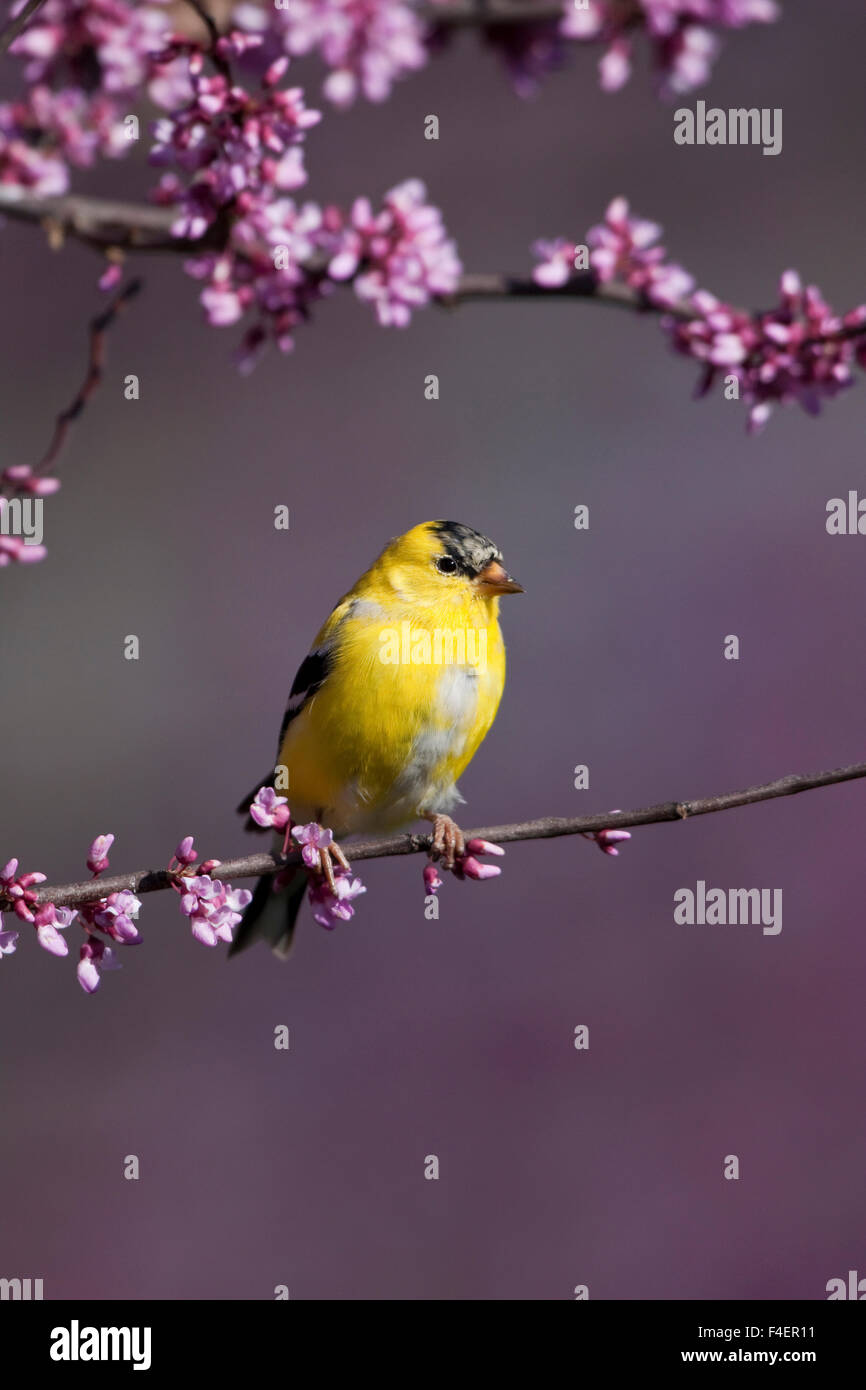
[1,1,865,1300]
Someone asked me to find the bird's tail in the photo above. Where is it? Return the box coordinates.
[228,867,307,960]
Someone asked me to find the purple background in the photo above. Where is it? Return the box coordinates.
[1,3,865,1299]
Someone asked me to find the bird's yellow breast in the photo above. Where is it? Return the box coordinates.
[278,597,506,833]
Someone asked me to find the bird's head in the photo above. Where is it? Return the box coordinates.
[369,521,524,609]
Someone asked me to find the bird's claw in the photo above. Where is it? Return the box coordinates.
[316,840,350,891]
[428,814,465,872]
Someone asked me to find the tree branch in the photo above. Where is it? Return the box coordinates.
[0,189,214,253]
[0,0,47,58]
[31,760,866,910]
[0,189,698,321]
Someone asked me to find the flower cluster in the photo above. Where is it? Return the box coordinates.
[533,197,866,431]
[326,179,462,326]
[533,196,693,309]
[231,0,427,108]
[2,0,171,195]
[178,872,253,947]
[73,834,142,989]
[667,274,866,434]
[0,829,253,993]
[308,873,367,929]
[0,0,782,210]
[0,858,79,963]
[169,836,253,947]
[0,465,58,567]
[171,166,460,366]
[149,38,321,237]
[142,25,459,363]
[561,0,779,97]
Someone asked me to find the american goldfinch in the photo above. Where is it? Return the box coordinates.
[230,520,523,958]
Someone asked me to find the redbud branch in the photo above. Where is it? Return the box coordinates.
[3,192,864,374]
[31,760,866,910]
[0,0,47,57]
[0,190,217,253]
[0,189,700,322]
[443,270,697,321]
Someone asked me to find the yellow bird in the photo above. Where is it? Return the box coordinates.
[230,520,523,958]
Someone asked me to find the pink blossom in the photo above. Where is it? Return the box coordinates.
[429,837,506,886]
[77,937,121,994]
[99,263,123,291]
[34,903,76,956]
[91,890,142,944]
[1,1,171,197]
[179,873,252,947]
[174,836,198,868]
[531,238,580,289]
[453,838,505,882]
[423,862,443,894]
[308,873,366,929]
[0,534,48,567]
[87,833,115,874]
[667,273,866,432]
[0,858,47,920]
[586,197,694,310]
[292,822,333,867]
[582,813,632,857]
[10,0,170,96]
[2,465,60,497]
[331,179,462,327]
[249,787,291,830]
[232,0,427,108]
[599,37,632,91]
[0,926,19,959]
[560,0,778,97]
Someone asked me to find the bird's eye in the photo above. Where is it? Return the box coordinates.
[435,555,459,575]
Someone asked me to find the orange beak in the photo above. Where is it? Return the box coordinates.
[473,559,525,596]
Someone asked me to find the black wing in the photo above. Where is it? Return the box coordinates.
[236,644,334,826]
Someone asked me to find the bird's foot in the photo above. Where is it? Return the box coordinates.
[422,816,505,891]
[315,839,351,891]
[426,813,466,872]
[291,822,351,889]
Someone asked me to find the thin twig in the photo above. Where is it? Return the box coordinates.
[181,0,232,79]
[30,761,866,910]
[33,279,142,477]
[0,0,47,58]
